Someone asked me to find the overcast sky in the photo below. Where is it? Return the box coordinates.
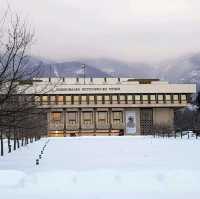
[1,0,200,62]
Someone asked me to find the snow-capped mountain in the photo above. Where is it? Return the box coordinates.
[157,53,200,89]
[25,58,108,77]
[80,58,156,78]
[24,54,200,90]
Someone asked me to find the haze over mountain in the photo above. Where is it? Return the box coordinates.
[27,56,156,78]
[157,53,200,89]
[80,58,156,78]
[26,52,200,90]
[26,56,108,77]
[38,61,108,78]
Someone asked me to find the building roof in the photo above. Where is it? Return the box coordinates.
[16,77,196,95]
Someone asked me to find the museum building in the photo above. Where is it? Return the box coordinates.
[25,77,196,137]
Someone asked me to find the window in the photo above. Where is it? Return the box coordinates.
[50,96,56,105]
[57,96,64,105]
[66,96,72,104]
[35,96,41,105]
[104,95,110,104]
[83,112,93,125]
[119,95,126,104]
[166,94,171,101]
[127,95,132,101]
[171,94,179,103]
[68,112,76,124]
[73,96,79,104]
[112,95,118,100]
[150,95,156,103]
[112,95,118,104]
[81,95,87,104]
[135,95,141,103]
[157,95,164,103]
[119,95,126,103]
[158,95,163,101]
[142,95,148,100]
[143,95,148,103]
[113,111,122,124]
[97,95,102,104]
[135,95,140,100]
[98,112,107,123]
[181,94,187,101]
[42,95,48,105]
[139,80,152,84]
[120,95,125,100]
[127,95,132,104]
[51,112,61,122]
[89,95,95,104]
[173,94,179,102]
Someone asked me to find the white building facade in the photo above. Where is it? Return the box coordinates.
[22,77,196,137]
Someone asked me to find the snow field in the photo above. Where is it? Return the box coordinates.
[0,136,200,199]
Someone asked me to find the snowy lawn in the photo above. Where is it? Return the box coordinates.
[0,136,200,199]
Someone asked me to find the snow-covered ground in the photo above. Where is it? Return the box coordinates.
[0,136,200,199]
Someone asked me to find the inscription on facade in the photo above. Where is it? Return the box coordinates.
[56,87,120,92]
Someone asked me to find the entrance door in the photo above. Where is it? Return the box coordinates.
[140,108,153,135]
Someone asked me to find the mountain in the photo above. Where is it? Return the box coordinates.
[25,57,155,78]
[81,58,156,78]
[23,57,108,77]
[157,53,200,89]
[38,61,108,77]
[23,54,200,91]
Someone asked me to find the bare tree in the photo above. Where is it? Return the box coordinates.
[0,8,66,156]
[0,8,37,156]
[0,8,34,102]
[174,108,200,131]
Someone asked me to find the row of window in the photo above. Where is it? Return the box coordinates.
[51,111,123,125]
[36,94,189,105]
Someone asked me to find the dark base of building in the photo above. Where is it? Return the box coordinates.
[48,130,125,137]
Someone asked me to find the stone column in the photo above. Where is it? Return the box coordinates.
[94,108,96,135]
[63,108,66,137]
[79,108,81,136]
[109,108,112,134]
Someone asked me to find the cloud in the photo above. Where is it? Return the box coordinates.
[1,0,200,62]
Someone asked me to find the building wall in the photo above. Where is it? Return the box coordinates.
[7,77,195,137]
[48,108,126,136]
[47,107,177,136]
[153,108,174,128]
[47,108,145,136]
[28,77,196,95]
[30,77,195,136]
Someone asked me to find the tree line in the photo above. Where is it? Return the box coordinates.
[0,8,47,156]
